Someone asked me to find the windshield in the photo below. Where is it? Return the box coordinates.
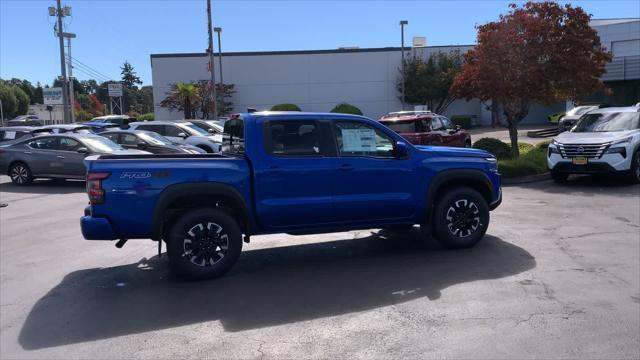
[572,112,640,133]
[138,132,173,146]
[82,137,124,152]
[380,120,417,133]
[567,106,596,117]
[179,123,209,136]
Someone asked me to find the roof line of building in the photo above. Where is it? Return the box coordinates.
[150,44,475,59]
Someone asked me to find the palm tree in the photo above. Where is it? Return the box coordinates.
[160,82,202,118]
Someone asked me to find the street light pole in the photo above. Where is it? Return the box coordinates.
[214,27,223,115]
[400,20,408,111]
[206,0,218,120]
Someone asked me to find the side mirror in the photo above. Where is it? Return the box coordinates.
[76,147,90,154]
[394,141,409,159]
[207,128,215,134]
[178,132,188,138]
[136,142,148,149]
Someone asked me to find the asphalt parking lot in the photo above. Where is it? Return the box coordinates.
[0,175,638,359]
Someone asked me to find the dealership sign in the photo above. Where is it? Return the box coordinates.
[108,83,123,97]
[43,87,63,105]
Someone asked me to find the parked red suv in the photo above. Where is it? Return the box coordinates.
[379,111,471,147]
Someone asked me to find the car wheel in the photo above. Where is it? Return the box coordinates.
[166,207,242,280]
[551,170,569,183]
[432,187,489,249]
[9,162,33,185]
[626,149,640,184]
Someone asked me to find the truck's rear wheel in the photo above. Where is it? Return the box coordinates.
[166,208,242,280]
[432,187,489,249]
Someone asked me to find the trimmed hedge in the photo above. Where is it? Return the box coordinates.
[498,145,547,178]
[330,103,363,115]
[518,142,534,154]
[473,138,512,160]
[450,115,472,129]
[138,112,155,121]
[270,103,301,111]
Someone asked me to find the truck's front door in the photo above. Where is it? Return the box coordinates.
[328,121,417,223]
[253,119,337,228]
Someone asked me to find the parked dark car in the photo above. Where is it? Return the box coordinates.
[379,111,471,147]
[0,126,49,143]
[100,130,205,154]
[89,115,137,129]
[42,124,94,134]
[0,134,149,185]
[6,115,43,127]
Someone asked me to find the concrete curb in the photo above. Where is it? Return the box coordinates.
[502,172,550,185]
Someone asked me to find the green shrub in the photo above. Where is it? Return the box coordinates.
[270,103,301,111]
[518,142,534,154]
[535,140,551,152]
[473,138,511,160]
[11,86,29,116]
[138,112,155,121]
[498,147,548,178]
[330,103,363,115]
[450,115,472,129]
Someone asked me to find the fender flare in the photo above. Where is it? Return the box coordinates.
[151,182,253,240]
[424,169,494,222]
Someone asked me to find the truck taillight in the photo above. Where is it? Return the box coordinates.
[87,172,110,205]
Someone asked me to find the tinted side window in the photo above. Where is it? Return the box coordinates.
[137,124,164,135]
[28,137,58,150]
[440,117,454,129]
[58,137,80,151]
[164,125,184,137]
[334,122,394,158]
[223,118,245,153]
[431,118,445,131]
[121,134,139,145]
[266,121,321,156]
[102,133,120,143]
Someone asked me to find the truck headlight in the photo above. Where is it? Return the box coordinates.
[604,147,627,158]
[610,136,633,145]
[485,157,497,163]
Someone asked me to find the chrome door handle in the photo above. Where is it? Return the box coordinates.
[24,151,32,155]
[57,155,65,159]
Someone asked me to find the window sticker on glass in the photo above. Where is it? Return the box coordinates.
[4,131,16,140]
[341,128,377,152]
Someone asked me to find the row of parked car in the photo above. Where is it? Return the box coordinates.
[0,115,230,185]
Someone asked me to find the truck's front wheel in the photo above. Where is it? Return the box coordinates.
[166,208,243,280]
[432,187,489,249]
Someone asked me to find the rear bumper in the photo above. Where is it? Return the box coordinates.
[81,207,117,240]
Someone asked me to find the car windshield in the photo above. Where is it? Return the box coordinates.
[179,123,208,136]
[380,120,417,133]
[572,112,640,132]
[82,137,124,152]
[138,132,173,146]
[567,106,595,116]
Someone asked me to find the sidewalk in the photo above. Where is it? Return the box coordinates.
[468,124,553,145]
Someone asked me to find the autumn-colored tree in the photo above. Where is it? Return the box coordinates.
[450,2,612,158]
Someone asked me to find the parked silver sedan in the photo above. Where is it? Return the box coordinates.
[0,133,149,185]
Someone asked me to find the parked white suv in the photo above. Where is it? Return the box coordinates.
[548,106,640,183]
[128,121,222,153]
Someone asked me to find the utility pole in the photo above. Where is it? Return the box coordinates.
[214,27,223,115]
[400,20,408,111]
[53,0,70,123]
[64,32,76,122]
[206,0,218,120]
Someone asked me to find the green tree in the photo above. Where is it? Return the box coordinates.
[397,51,463,114]
[136,85,154,114]
[11,86,29,116]
[330,103,363,115]
[33,82,44,104]
[121,61,142,90]
[0,83,18,119]
[160,82,201,118]
[271,103,301,111]
[80,79,99,94]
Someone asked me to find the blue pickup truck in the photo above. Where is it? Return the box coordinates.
[81,112,501,279]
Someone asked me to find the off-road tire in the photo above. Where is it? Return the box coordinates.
[432,187,489,249]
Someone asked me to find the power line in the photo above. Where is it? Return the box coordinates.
[65,56,111,82]
[68,56,115,82]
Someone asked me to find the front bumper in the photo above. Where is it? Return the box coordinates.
[548,150,632,174]
[489,188,502,210]
[81,206,117,240]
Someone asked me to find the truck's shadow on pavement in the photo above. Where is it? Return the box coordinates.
[19,233,535,350]
[0,179,85,194]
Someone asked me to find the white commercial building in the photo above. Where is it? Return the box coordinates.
[151,18,639,125]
